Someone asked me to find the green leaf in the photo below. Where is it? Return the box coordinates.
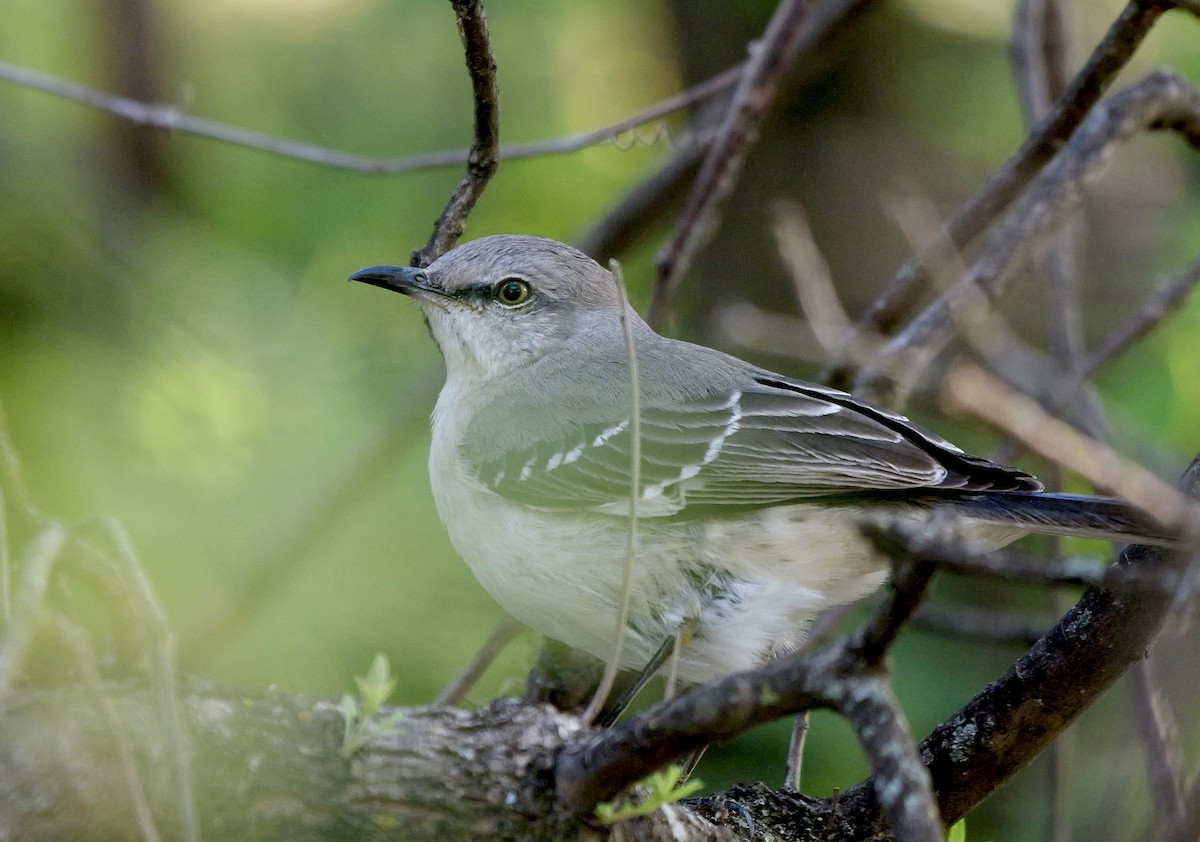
[948,818,967,842]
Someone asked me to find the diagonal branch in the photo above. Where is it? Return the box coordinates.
[834,455,1200,832]
[853,70,1200,405]
[578,0,880,267]
[647,0,821,326]
[827,0,1191,387]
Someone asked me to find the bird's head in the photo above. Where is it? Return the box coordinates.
[350,235,630,381]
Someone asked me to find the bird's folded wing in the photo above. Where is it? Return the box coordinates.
[464,376,1040,516]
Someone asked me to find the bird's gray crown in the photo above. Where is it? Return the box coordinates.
[426,235,621,310]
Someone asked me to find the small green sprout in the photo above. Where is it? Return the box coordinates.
[947,818,967,842]
[595,764,705,825]
[340,653,406,758]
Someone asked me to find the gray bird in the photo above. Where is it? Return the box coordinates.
[351,235,1176,684]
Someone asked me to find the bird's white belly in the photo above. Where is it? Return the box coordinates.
[429,417,889,683]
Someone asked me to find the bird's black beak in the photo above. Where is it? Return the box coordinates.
[348,265,454,299]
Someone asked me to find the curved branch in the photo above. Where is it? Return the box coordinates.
[411,0,501,267]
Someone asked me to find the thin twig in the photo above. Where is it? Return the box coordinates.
[784,711,810,791]
[1012,9,1087,837]
[411,0,501,267]
[583,260,642,725]
[832,0,1177,388]
[578,0,881,266]
[992,255,1200,463]
[913,603,1048,648]
[648,0,819,326]
[853,558,936,665]
[1012,0,1073,129]
[771,199,855,353]
[1130,658,1187,829]
[836,456,1200,831]
[856,70,1200,405]
[882,188,1062,392]
[435,614,524,707]
[0,59,739,177]
[561,637,943,841]
[558,640,837,810]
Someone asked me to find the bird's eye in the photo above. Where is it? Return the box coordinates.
[493,278,532,307]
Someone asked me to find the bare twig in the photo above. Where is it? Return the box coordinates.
[856,71,1200,405]
[882,189,1062,392]
[0,59,738,177]
[771,199,855,354]
[648,0,819,326]
[435,614,525,707]
[411,0,501,267]
[853,557,936,665]
[1079,257,1200,382]
[579,0,881,267]
[1012,0,1073,128]
[560,541,944,839]
[1012,11,1090,837]
[832,0,1179,388]
[561,634,943,841]
[993,255,1200,463]
[832,456,1200,832]
[784,711,810,791]
[914,604,1048,648]
[1130,658,1187,830]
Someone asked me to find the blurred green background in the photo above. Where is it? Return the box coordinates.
[1,0,1198,839]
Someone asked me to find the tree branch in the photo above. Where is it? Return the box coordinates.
[410,0,501,267]
[854,70,1200,405]
[827,0,1189,388]
[647,0,820,326]
[0,60,738,177]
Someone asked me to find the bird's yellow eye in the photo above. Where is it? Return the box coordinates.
[493,278,532,306]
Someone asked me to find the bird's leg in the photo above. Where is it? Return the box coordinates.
[597,616,699,727]
[784,710,810,790]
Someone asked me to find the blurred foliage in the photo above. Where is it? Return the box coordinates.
[1,1,1198,840]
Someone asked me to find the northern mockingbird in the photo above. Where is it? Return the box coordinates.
[351,234,1177,685]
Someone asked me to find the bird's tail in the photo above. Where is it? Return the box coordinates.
[946,492,1184,548]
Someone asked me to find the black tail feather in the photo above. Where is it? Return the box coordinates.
[947,492,1183,548]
